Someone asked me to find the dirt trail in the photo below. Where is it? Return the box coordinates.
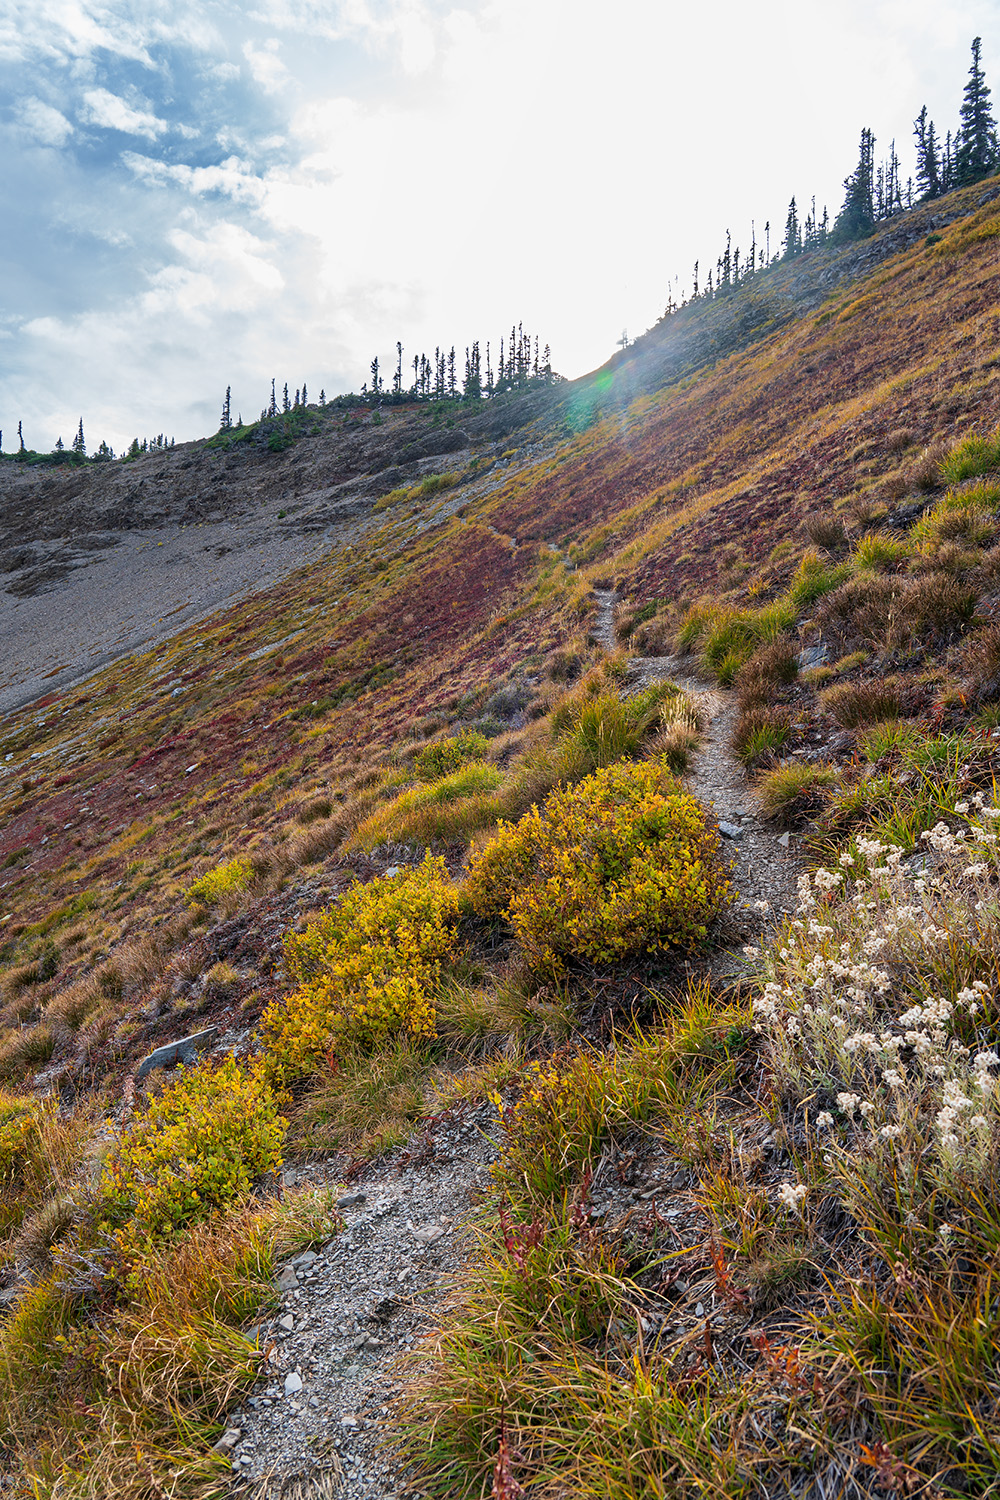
[592,589,800,933]
[225,590,801,1496]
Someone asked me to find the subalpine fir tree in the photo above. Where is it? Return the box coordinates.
[782,198,801,259]
[833,128,876,241]
[72,418,85,456]
[282,383,291,415]
[956,37,999,185]
[221,386,232,430]
[914,106,942,199]
[18,421,25,453]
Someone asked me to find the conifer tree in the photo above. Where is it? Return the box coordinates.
[302,382,308,407]
[221,386,232,430]
[18,421,25,453]
[72,418,85,456]
[282,383,291,414]
[269,380,278,418]
[833,128,876,241]
[956,37,999,184]
[54,436,64,453]
[394,343,403,398]
[782,198,801,259]
[914,106,942,199]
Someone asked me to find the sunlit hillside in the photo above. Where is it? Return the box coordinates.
[3,174,1000,1497]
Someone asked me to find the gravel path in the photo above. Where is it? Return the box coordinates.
[592,589,801,929]
[227,1101,500,1499]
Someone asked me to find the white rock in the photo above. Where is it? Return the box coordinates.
[284,1371,303,1396]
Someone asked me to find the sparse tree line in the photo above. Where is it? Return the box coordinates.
[361,325,557,406]
[215,324,560,440]
[0,415,174,466]
[662,37,1000,314]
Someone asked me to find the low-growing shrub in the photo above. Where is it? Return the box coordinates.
[465,760,729,975]
[96,1055,284,1246]
[263,855,462,1079]
[185,855,254,907]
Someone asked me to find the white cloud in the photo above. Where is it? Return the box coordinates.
[16,96,74,146]
[81,87,168,139]
[123,151,267,204]
[0,0,155,66]
[243,39,289,95]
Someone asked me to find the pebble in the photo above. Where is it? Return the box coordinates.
[284,1372,303,1396]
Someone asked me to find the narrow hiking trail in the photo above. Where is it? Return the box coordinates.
[592,587,801,936]
[225,592,803,1499]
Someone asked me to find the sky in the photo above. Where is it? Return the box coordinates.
[1,0,998,453]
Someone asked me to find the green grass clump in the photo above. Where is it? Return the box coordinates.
[788,550,851,605]
[347,760,503,852]
[939,426,1000,485]
[698,601,797,685]
[910,488,998,553]
[465,760,730,975]
[851,532,908,572]
[185,854,254,906]
[754,761,840,827]
[416,730,490,780]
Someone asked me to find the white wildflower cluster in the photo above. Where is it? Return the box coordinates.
[777,1182,808,1214]
[750,806,1000,1188]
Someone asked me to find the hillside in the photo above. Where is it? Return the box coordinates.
[3,175,1000,1497]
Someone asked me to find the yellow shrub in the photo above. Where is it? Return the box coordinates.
[262,855,461,1080]
[0,1092,44,1235]
[185,855,253,906]
[97,1055,285,1246]
[466,760,729,974]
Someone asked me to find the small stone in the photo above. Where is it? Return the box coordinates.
[284,1371,303,1396]
[276,1266,298,1292]
[212,1428,242,1454]
[341,1415,358,1428]
[777,831,791,849]
[338,1191,367,1209]
[718,821,742,839]
[695,1302,705,1318]
[279,1314,295,1331]
[293,1250,318,1268]
[406,1220,444,1246]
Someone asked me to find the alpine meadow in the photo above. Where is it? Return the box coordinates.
[9,31,1000,1500]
